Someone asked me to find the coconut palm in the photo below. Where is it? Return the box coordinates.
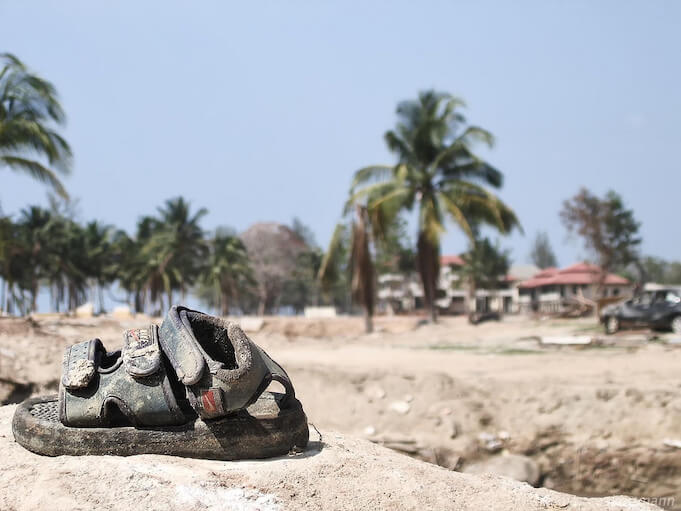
[82,221,113,313]
[15,206,52,311]
[199,228,254,315]
[0,54,72,198]
[320,204,376,333]
[0,215,28,314]
[350,90,521,322]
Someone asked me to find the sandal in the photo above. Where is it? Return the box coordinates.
[12,305,309,460]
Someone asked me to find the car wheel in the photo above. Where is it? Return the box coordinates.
[671,316,681,335]
[605,316,619,335]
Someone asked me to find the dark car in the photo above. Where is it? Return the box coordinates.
[601,288,681,334]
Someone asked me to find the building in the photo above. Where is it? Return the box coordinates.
[517,262,632,313]
[376,255,539,315]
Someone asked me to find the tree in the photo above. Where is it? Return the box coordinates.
[198,228,254,316]
[529,231,557,269]
[82,221,113,313]
[241,222,307,315]
[349,90,520,322]
[373,214,415,276]
[560,188,641,292]
[0,54,72,198]
[457,237,510,313]
[639,257,681,285]
[144,197,208,307]
[111,197,207,314]
[320,205,376,333]
[316,223,352,313]
[279,218,324,314]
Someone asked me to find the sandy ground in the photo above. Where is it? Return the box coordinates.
[1,313,680,508]
[0,407,658,511]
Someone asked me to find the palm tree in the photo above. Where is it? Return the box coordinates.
[320,204,376,333]
[110,228,148,313]
[0,54,72,198]
[199,228,254,315]
[350,90,521,322]
[15,206,52,311]
[82,221,113,313]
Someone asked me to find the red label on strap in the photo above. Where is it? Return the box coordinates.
[201,390,217,413]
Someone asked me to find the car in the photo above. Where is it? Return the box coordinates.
[600,288,681,334]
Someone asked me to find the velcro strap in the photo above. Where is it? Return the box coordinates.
[122,325,161,377]
[158,306,206,385]
[61,339,99,390]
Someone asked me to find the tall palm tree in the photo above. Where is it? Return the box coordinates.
[82,221,113,313]
[141,197,207,309]
[15,206,52,311]
[199,228,254,316]
[0,54,72,198]
[320,204,376,333]
[350,90,521,322]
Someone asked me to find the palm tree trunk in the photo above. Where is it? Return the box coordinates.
[0,278,6,314]
[417,232,440,323]
[221,293,230,316]
[98,286,105,314]
[364,307,373,333]
[31,278,38,313]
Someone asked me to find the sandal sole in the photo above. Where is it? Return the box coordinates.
[12,392,309,460]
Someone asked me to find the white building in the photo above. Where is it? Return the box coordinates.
[376,255,539,315]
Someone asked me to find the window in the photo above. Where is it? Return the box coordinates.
[665,292,680,304]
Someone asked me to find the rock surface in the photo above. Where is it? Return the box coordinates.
[0,405,657,511]
[465,454,541,486]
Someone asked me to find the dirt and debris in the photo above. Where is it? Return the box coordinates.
[1,313,680,507]
[0,407,659,511]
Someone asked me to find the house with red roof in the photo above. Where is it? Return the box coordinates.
[517,262,632,313]
[377,254,540,315]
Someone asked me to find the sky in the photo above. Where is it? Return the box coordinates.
[2,0,680,267]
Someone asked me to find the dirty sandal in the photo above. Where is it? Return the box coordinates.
[12,305,309,460]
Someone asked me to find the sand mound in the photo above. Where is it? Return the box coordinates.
[0,405,657,511]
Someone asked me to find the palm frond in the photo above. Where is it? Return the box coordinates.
[1,156,68,198]
[350,165,394,191]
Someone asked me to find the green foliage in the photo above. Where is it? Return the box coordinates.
[560,188,641,275]
[0,196,260,316]
[349,90,521,321]
[319,205,376,332]
[281,249,323,314]
[639,256,681,285]
[529,231,557,269]
[197,228,254,315]
[0,54,72,199]
[458,237,510,291]
[374,214,415,276]
[317,223,352,312]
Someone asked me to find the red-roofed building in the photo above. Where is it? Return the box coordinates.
[440,254,464,267]
[517,262,633,313]
[377,253,541,315]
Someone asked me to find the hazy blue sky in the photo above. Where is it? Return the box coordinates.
[2,1,680,266]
